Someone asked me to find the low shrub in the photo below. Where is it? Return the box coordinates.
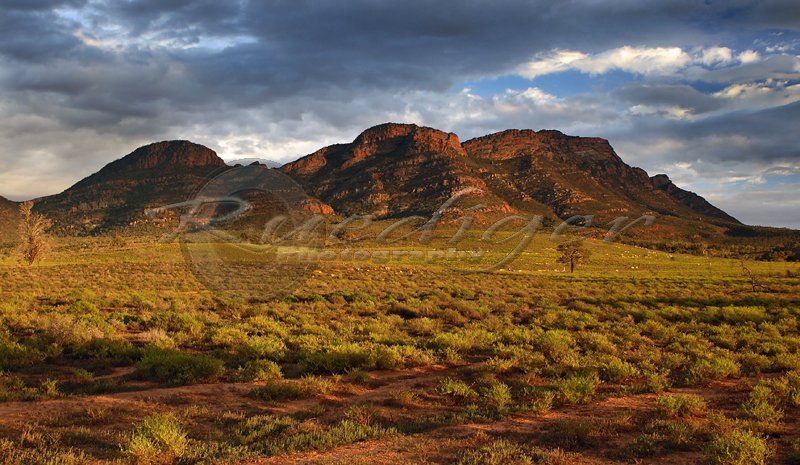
[0,372,35,401]
[251,375,334,402]
[456,439,572,465]
[233,414,395,456]
[0,438,86,465]
[655,394,707,418]
[739,372,800,427]
[438,378,478,403]
[680,356,740,386]
[300,343,377,374]
[740,383,783,425]
[704,428,771,465]
[251,379,313,402]
[123,413,188,465]
[135,348,224,386]
[556,373,599,405]
[0,337,46,370]
[74,338,140,364]
[595,355,639,383]
[521,390,555,414]
[545,420,596,449]
[456,439,532,465]
[235,360,283,382]
[645,418,697,451]
[481,382,512,411]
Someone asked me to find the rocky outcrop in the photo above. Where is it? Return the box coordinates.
[281,123,510,218]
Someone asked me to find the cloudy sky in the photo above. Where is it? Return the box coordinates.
[1,1,799,228]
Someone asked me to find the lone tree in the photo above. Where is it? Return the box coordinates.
[557,242,590,273]
[17,201,51,265]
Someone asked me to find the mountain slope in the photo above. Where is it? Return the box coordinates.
[462,129,740,227]
[280,124,751,241]
[650,174,739,223]
[281,123,512,218]
[0,195,18,244]
[35,141,228,234]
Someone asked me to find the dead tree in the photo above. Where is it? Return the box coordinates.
[740,260,762,293]
[17,201,51,265]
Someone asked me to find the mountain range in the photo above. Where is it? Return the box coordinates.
[1,122,796,247]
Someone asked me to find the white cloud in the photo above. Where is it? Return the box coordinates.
[737,49,761,64]
[514,87,560,104]
[518,46,690,78]
[586,46,691,75]
[516,50,589,79]
[518,45,769,79]
[698,46,735,66]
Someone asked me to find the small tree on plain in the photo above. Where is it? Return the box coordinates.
[17,201,51,265]
[557,242,590,273]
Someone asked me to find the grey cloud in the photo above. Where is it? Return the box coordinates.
[699,54,800,83]
[709,183,800,229]
[1,0,799,230]
[601,101,799,210]
[614,84,726,114]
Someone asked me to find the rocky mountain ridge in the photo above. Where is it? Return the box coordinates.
[2,123,777,244]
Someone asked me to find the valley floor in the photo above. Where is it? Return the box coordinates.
[1,235,799,464]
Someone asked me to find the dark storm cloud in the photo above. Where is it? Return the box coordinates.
[0,0,799,229]
[0,9,82,61]
[2,0,796,115]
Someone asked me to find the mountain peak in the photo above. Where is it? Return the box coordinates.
[108,140,222,170]
[283,122,465,177]
[35,140,229,234]
[70,140,225,190]
[281,122,497,217]
[353,123,464,158]
[464,128,615,163]
[355,122,418,142]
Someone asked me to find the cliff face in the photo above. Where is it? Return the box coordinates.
[35,141,230,234]
[281,123,511,218]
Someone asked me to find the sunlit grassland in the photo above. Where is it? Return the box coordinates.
[0,231,799,464]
